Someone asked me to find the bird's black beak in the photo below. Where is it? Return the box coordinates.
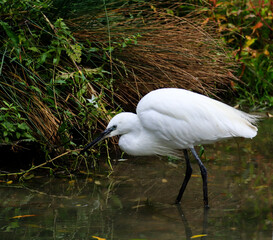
[81,126,116,154]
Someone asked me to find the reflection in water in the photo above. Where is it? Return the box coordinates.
[176,205,209,240]
[0,118,272,239]
[175,204,211,240]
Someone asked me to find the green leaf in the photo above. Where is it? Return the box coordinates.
[245,36,256,48]
[89,47,99,52]
[28,47,40,53]
[0,21,19,46]
[2,122,15,131]
[53,57,59,64]
[40,50,53,64]
[54,79,66,84]
[17,122,29,130]
[22,133,35,140]
[30,86,42,95]
[16,132,21,139]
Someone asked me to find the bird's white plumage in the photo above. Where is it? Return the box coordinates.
[106,88,258,157]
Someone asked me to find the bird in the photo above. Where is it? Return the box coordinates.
[82,88,258,208]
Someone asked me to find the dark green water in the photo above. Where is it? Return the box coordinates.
[0,118,272,240]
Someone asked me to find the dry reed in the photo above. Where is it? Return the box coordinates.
[68,1,237,110]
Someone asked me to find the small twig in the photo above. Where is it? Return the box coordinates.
[0,46,7,75]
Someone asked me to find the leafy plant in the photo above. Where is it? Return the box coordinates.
[198,0,273,108]
[0,101,35,143]
[0,0,115,168]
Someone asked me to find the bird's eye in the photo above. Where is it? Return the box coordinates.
[109,125,117,132]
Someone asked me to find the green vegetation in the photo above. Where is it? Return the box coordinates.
[0,101,34,143]
[0,1,114,158]
[0,0,124,178]
[198,0,273,108]
[0,0,272,176]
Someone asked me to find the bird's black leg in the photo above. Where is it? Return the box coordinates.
[176,149,192,204]
[190,148,209,208]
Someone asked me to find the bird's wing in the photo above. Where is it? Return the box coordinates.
[136,89,257,148]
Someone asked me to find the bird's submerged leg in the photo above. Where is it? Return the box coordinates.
[190,148,209,208]
[175,149,192,204]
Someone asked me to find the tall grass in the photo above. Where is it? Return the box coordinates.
[0,0,237,175]
[67,1,237,108]
[0,1,113,157]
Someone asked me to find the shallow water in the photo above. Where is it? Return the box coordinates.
[0,118,272,240]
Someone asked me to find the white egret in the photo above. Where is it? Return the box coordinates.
[82,88,258,208]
